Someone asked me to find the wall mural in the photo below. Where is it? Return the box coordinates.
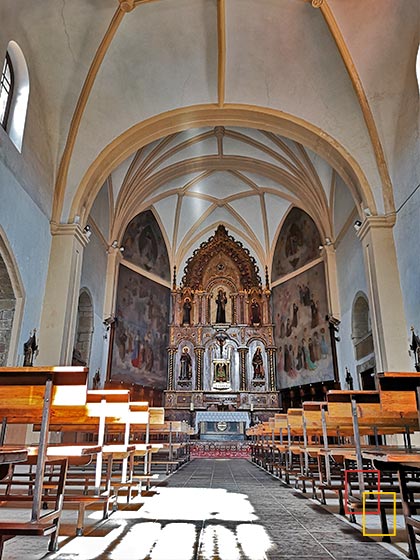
[272,208,321,281]
[272,262,334,389]
[122,210,170,282]
[112,265,170,388]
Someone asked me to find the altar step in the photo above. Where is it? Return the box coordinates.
[190,440,251,459]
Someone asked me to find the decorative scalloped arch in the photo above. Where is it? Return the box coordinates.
[182,225,261,290]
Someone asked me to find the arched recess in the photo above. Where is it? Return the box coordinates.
[351,291,374,361]
[0,227,24,365]
[66,105,377,226]
[72,288,94,367]
[352,291,375,389]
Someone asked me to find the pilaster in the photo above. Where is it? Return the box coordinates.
[357,215,411,371]
[37,223,89,365]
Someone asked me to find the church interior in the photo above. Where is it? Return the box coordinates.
[0,1,419,559]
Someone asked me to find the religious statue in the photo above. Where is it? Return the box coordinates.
[92,369,101,389]
[215,289,227,323]
[23,329,38,366]
[214,361,228,383]
[252,347,264,379]
[179,346,192,380]
[182,298,192,325]
[410,327,420,372]
[250,299,261,325]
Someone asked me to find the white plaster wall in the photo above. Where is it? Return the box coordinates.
[0,160,51,364]
[394,191,420,348]
[335,223,368,388]
[79,229,108,385]
[90,181,110,239]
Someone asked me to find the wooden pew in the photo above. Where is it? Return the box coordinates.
[0,366,88,556]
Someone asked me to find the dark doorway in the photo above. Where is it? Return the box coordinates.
[360,367,376,390]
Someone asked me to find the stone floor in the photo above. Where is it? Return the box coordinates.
[1,459,407,559]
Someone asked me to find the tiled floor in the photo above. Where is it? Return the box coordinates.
[1,459,406,559]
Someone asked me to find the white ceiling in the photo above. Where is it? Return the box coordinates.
[104,125,356,279]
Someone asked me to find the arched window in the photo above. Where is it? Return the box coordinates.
[0,53,14,130]
[417,44,420,93]
[0,42,29,152]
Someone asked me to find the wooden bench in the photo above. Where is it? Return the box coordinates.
[0,366,88,557]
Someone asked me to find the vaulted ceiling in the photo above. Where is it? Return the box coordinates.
[104,125,356,280]
[2,0,418,243]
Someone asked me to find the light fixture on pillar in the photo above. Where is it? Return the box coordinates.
[353,220,362,232]
[83,224,92,239]
[363,207,372,217]
[108,240,124,253]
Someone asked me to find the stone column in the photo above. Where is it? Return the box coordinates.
[267,347,277,391]
[37,223,89,365]
[102,246,123,321]
[322,244,341,320]
[238,347,248,391]
[196,292,203,325]
[195,347,204,390]
[167,347,177,390]
[357,216,411,372]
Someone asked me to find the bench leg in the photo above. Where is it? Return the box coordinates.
[48,525,60,552]
[338,489,345,517]
[76,503,86,536]
[379,507,391,543]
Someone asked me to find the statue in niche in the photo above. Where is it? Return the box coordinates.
[182,298,192,325]
[252,347,265,379]
[215,289,227,323]
[23,329,38,366]
[179,346,192,380]
[250,299,261,325]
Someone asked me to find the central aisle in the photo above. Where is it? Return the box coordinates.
[46,459,400,560]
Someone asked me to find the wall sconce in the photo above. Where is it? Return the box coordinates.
[353,220,362,232]
[108,241,124,253]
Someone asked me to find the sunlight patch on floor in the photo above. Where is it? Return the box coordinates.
[110,522,162,559]
[149,523,196,560]
[139,487,258,522]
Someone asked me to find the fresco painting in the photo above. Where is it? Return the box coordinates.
[122,210,170,281]
[272,208,321,280]
[112,265,170,388]
[272,262,334,389]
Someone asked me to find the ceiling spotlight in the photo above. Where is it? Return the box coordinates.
[324,237,332,246]
[83,225,92,239]
[363,207,372,217]
[353,220,362,232]
[111,240,118,249]
[119,246,125,253]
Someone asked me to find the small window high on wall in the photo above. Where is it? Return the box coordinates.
[0,53,14,130]
[0,42,29,152]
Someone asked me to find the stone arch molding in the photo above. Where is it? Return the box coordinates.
[66,105,378,227]
[0,226,25,365]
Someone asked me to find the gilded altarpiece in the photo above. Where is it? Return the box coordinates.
[165,226,279,420]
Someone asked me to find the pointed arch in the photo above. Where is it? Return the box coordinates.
[0,226,25,365]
